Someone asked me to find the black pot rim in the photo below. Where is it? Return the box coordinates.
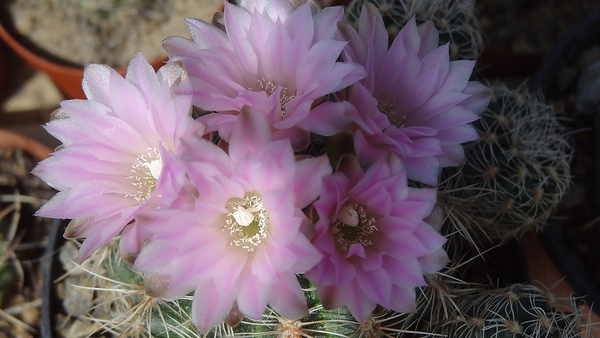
[41,219,65,338]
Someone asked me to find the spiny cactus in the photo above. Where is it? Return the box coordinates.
[59,240,361,338]
[439,82,572,243]
[58,239,202,338]
[59,238,447,338]
[440,284,589,338]
[344,0,483,60]
[57,232,590,338]
[387,271,589,338]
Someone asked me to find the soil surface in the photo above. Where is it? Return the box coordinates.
[0,147,54,338]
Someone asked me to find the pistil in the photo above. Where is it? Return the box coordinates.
[330,202,378,252]
[224,192,270,251]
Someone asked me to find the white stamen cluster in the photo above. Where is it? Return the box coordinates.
[224,192,270,251]
[127,147,162,203]
[255,77,296,120]
[257,77,277,95]
[330,202,378,252]
[378,99,406,127]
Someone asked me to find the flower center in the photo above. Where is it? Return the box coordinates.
[128,147,162,203]
[378,99,406,127]
[224,192,270,251]
[255,77,296,120]
[330,203,378,252]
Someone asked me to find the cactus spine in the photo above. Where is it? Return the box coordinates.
[439,83,572,243]
[58,240,590,338]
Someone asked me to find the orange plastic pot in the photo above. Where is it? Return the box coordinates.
[0,20,167,100]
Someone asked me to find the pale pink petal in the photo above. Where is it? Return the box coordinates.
[33,54,198,261]
[192,279,238,334]
[228,107,273,163]
[344,4,490,185]
[166,0,364,149]
[236,274,269,319]
[268,273,310,319]
[306,156,446,321]
[293,155,332,208]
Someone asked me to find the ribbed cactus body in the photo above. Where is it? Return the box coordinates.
[59,241,365,337]
[389,275,588,338]
[441,83,572,242]
[444,284,587,338]
[59,242,588,338]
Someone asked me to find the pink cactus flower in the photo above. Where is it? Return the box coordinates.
[32,53,203,261]
[339,4,491,185]
[162,0,365,149]
[133,108,331,333]
[304,155,449,322]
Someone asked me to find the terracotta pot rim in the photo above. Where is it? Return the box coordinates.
[0,15,168,99]
[0,128,52,161]
[524,230,600,332]
[0,21,83,76]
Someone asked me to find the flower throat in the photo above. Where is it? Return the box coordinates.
[330,202,378,252]
[224,192,270,251]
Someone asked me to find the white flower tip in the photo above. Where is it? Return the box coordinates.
[420,247,450,275]
[423,204,446,231]
[160,61,189,88]
[224,303,245,328]
[462,82,494,114]
[30,165,42,178]
[50,107,69,121]
[144,274,171,298]
[120,250,139,266]
[212,12,226,31]
[288,0,307,10]
[64,217,95,239]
